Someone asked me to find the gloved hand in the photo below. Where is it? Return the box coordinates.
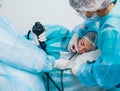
[38,32,46,42]
[71,65,80,76]
[32,22,46,44]
[54,59,70,70]
[33,33,39,45]
[68,33,79,53]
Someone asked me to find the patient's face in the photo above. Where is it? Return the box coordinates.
[77,38,93,54]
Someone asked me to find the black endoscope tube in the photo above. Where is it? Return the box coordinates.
[60,52,77,91]
[68,52,77,60]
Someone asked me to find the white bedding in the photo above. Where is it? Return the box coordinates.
[42,50,106,91]
[60,49,101,69]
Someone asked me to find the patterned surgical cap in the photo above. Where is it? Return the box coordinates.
[69,0,111,11]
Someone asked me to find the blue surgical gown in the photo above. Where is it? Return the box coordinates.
[0,17,55,91]
[72,19,98,38]
[44,25,73,59]
[77,0,120,89]
[29,24,74,59]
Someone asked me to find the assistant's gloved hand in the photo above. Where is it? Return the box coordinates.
[68,33,79,53]
[38,32,46,42]
[71,65,80,76]
[54,59,70,70]
[33,33,39,45]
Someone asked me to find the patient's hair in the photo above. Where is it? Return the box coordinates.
[83,31,98,50]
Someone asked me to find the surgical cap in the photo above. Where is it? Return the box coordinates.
[83,32,97,50]
[69,0,111,11]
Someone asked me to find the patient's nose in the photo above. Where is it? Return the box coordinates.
[78,46,85,54]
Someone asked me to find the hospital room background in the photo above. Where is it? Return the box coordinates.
[0,0,83,34]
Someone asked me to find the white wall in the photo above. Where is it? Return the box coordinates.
[0,0,83,33]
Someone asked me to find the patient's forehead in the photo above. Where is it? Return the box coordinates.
[78,38,93,50]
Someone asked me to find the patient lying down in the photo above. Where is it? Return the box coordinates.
[54,32,100,76]
[31,22,99,76]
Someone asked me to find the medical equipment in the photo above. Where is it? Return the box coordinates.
[32,22,46,51]
[65,52,77,69]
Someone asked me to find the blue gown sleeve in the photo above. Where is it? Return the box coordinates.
[72,20,98,38]
[77,62,120,89]
[77,28,120,89]
[0,17,55,73]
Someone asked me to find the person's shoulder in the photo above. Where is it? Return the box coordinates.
[101,28,118,54]
[102,27,118,37]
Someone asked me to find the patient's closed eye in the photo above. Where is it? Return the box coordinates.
[81,41,84,46]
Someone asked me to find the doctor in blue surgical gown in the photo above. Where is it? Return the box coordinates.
[69,0,120,91]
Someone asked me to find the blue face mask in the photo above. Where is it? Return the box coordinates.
[76,11,99,21]
[87,13,99,21]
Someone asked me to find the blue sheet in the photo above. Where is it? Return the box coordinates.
[0,16,55,91]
